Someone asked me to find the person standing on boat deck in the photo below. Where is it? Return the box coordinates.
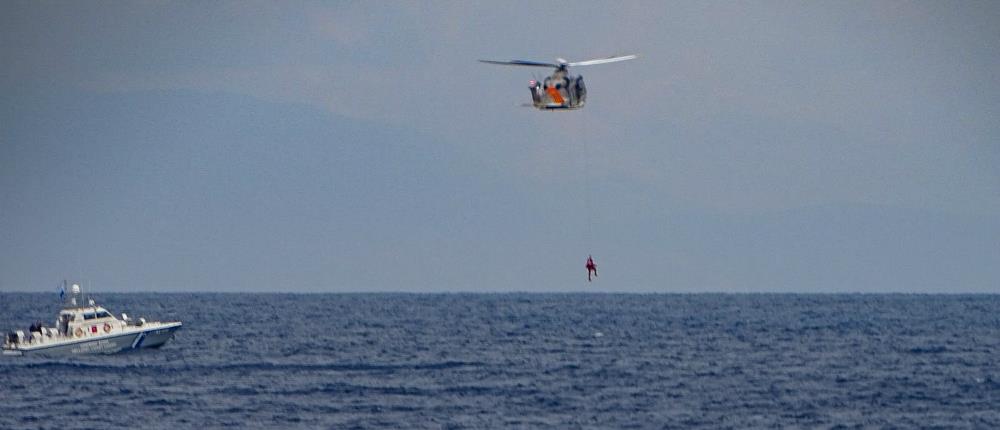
[586,255,598,282]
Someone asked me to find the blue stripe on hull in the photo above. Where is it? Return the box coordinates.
[131,332,146,349]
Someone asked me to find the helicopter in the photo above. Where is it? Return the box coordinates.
[479,54,637,110]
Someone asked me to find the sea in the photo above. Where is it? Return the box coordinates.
[1,293,999,429]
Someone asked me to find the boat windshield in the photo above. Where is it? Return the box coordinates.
[83,311,113,320]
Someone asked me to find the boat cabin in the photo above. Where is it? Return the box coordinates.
[57,306,120,337]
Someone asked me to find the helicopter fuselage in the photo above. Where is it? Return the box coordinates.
[530,68,586,110]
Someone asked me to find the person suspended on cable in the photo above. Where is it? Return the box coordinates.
[586,255,598,282]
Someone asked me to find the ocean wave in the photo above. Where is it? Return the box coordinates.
[3,359,485,374]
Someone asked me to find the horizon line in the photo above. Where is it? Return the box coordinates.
[1,289,997,295]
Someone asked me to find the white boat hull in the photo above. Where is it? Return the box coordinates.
[3,323,182,356]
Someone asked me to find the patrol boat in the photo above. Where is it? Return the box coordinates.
[2,283,182,356]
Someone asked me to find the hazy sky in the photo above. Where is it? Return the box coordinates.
[2,1,998,292]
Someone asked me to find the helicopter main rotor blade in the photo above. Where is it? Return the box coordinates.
[565,55,638,67]
[479,59,561,68]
